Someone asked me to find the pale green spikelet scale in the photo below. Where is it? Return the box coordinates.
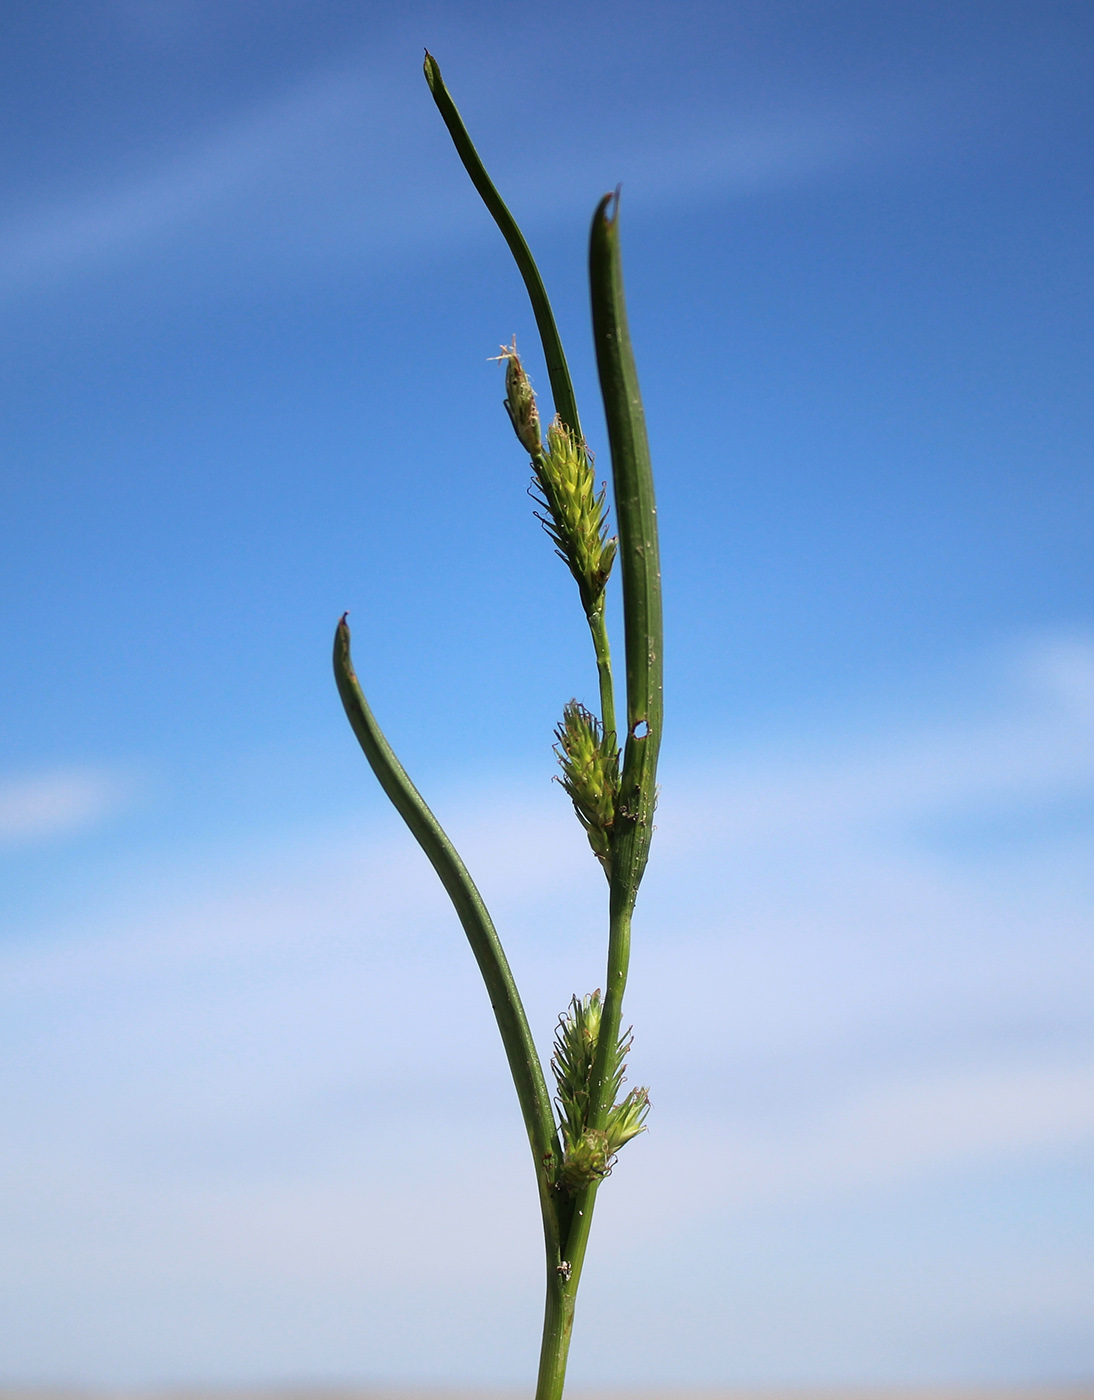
[554,701,619,874]
[551,991,650,1194]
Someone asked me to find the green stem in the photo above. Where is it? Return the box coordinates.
[535,1182,601,1400]
[536,193,657,1393]
[423,51,582,440]
[586,191,662,1128]
[535,1272,575,1400]
[333,617,563,1252]
[587,604,617,747]
[592,899,634,1137]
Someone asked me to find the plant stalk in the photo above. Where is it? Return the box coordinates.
[535,1178,602,1400]
[586,191,662,1132]
[533,190,658,1394]
[587,603,617,746]
[535,1269,576,1400]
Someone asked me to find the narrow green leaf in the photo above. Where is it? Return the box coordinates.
[423,51,582,440]
[573,189,663,1245]
[589,191,663,905]
[333,616,561,1187]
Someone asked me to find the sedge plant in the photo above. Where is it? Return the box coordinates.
[333,54,662,1400]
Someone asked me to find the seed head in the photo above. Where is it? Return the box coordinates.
[492,343,615,610]
[551,990,650,1195]
[534,417,616,614]
[552,991,603,1148]
[554,701,618,874]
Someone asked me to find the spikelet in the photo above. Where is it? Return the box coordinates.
[492,341,615,613]
[605,1084,651,1156]
[551,991,650,1194]
[554,701,618,874]
[534,416,617,614]
[497,339,542,456]
[552,990,603,1148]
[557,1129,611,1193]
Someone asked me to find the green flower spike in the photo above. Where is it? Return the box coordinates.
[493,340,616,618]
[495,336,620,751]
[535,417,618,616]
[554,700,619,875]
[552,991,650,1194]
[604,1079,651,1156]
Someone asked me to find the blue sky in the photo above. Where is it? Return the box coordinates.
[2,0,1093,1387]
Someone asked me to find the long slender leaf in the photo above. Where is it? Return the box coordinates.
[333,616,561,1184]
[589,191,663,906]
[423,51,582,440]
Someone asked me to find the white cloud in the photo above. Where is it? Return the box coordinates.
[1020,631,1094,718]
[0,60,406,299]
[663,658,1094,854]
[0,768,128,844]
[652,1060,1094,1216]
[2,636,1093,1379]
[0,43,953,304]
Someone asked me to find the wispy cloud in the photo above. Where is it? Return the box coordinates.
[651,1059,1094,1218]
[0,768,129,844]
[645,640,1094,905]
[0,60,402,300]
[0,47,953,304]
[2,635,1092,1378]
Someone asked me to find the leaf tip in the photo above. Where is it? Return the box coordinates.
[594,186,622,229]
[334,612,353,666]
